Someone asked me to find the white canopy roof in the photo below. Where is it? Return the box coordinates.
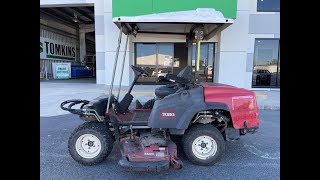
[113,8,234,40]
[113,8,234,24]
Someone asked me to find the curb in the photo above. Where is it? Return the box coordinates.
[258,105,280,111]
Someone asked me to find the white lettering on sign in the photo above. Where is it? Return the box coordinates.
[162,113,176,117]
[40,37,76,61]
[144,152,154,156]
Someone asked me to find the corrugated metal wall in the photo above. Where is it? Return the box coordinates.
[40,28,80,79]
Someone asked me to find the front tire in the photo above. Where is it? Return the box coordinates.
[68,122,114,165]
[182,124,225,166]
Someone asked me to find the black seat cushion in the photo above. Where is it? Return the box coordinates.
[155,84,179,98]
[155,66,192,98]
[86,95,114,116]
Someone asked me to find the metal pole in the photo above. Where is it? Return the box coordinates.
[93,55,95,77]
[194,28,203,75]
[116,34,129,100]
[195,39,200,73]
[106,25,123,113]
[45,66,48,80]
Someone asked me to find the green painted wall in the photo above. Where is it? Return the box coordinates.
[112,0,237,19]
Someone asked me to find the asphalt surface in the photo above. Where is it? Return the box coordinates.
[40,110,280,180]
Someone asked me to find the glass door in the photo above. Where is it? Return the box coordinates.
[135,43,174,83]
[192,43,215,82]
[135,43,157,83]
[157,44,174,83]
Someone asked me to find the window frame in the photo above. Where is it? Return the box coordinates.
[251,38,280,88]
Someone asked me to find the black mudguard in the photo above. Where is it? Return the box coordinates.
[85,95,114,116]
[148,85,230,130]
[148,86,205,129]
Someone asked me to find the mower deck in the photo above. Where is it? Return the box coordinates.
[118,133,182,171]
[118,158,170,172]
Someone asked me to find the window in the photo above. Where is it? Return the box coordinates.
[252,39,280,88]
[135,43,176,84]
[257,0,280,12]
[135,43,158,83]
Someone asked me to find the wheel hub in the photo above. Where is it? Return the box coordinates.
[192,135,218,160]
[88,141,94,147]
[200,142,206,148]
[75,134,102,159]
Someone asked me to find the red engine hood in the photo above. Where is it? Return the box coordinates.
[201,82,237,88]
[200,82,254,94]
[201,82,259,129]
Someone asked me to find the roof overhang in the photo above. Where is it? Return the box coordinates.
[113,8,234,40]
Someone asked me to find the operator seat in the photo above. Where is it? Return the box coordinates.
[135,66,193,109]
[154,66,193,99]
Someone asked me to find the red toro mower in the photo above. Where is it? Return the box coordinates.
[60,24,259,172]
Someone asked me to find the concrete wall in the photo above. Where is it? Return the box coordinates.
[218,0,280,89]
[69,0,130,86]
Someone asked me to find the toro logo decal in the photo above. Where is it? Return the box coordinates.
[160,110,176,120]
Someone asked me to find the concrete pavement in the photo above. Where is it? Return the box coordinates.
[255,90,280,110]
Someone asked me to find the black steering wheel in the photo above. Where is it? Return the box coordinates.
[130,65,150,76]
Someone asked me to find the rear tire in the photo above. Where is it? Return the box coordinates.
[68,122,114,165]
[182,124,225,166]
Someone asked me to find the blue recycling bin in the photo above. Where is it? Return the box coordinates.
[71,66,93,78]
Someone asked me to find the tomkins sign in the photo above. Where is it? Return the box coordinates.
[40,37,76,61]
